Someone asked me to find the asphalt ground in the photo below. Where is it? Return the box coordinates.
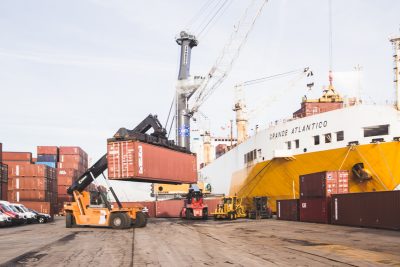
[0,217,399,266]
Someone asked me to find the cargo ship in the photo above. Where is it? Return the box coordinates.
[198,36,400,212]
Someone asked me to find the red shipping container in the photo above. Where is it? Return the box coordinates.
[37,146,59,155]
[0,143,2,162]
[300,171,348,198]
[58,185,71,195]
[59,154,84,164]
[300,198,331,224]
[1,181,7,200]
[8,177,49,191]
[277,199,300,221]
[107,140,197,184]
[117,201,156,218]
[58,176,74,186]
[2,152,32,162]
[156,199,184,218]
[8,163,48,177]
[59,146,84,156]
[8,190,50,202]
[57,168,78,177]
[58,194,73,202]
[57,162,81,170]
[332,191,400,230]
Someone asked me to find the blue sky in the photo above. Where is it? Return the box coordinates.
[0,1,399,200]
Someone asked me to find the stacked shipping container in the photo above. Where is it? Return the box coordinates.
[6,163,57,216]
[299,171,349,224]
[37,146,58,168]
[276,199,300,221]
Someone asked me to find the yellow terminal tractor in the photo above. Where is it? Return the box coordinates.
[212,196,247,220]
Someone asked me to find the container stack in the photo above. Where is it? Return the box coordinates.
[36,146,59,168]
[299,171,349,224]
[56,146,88,213]
[0,143,8,201]
[331,191,400,230]
[6,163,57,216]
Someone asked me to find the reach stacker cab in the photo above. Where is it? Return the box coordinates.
[180,188,208,220]
[64,114,194,229]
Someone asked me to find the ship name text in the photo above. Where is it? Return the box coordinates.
[269,120,328,140]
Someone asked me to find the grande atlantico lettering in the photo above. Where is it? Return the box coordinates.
[269,120,328,140]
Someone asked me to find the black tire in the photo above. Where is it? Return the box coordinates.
[202,208,208,220]
[186,209,193,220]
[134,212,147,228]
[38,217,45,224]
[110,212,128,229]
[66,212,74,228]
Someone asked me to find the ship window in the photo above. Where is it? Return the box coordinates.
[363,124,389,137]
[295,139,299,148]
[286,141,291,150]
[314,135,320,145]
[336,131,344,141]
[257,149,262,158]
[325,133,332,143]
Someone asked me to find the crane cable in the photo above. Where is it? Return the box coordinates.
[164,95,175,130]
[184,0,216,29]
[193,0,225,35]
[239,68,309,87]
[197,0,229,38]
[191,0,269,114]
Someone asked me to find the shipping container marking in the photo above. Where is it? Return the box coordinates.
[138,145,143,174]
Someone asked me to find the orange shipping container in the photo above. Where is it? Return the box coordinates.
[2,152,32,162]
[8,163,49,177]
[58,176,74,186]
[8,177,49,191]
[59,154,84,164]
[58,185,69,195]
[107,140,197,184]
[57,168,78,177]
[116,201,156,218]
[8,190,50,202]
[59,146,84,156]
[37,146,59,155]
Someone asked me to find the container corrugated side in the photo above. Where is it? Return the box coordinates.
[276,199,300,221]
[331,191,400,230]
[2,152,32,162]
[300,198,331,224]
[8,177,49,191]
[107,140,197,184]
[117,201,156,218]
[155,199,184,218]
[300,171,348,198]
[37,146,59,155]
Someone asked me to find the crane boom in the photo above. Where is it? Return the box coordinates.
[190,0,269,115]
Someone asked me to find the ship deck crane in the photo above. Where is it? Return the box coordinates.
[233,68,313,144]
[64,114,184,229]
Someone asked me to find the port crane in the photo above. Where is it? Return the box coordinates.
[65,115,187,229]
[175,0,269,151]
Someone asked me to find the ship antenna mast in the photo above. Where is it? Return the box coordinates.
[328,0,334,89]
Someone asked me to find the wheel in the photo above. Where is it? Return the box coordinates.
[186,209,193,220]
[66,212,75,228]
[202,208,208,220]
[228,212,234,220]
[134,212,147,228]
[233,213,237,220]
[38,217,45,224]
[110,212,128,229]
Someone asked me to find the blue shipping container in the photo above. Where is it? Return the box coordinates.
[36,162,57,168]
[37,154,58,162]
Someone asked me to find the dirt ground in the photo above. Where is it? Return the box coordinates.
[0,217,399,266]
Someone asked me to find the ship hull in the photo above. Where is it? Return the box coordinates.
[231,141,400,212]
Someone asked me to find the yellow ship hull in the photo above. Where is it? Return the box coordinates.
[231,141,400,212]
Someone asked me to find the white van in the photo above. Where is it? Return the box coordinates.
[12,203,37,223]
